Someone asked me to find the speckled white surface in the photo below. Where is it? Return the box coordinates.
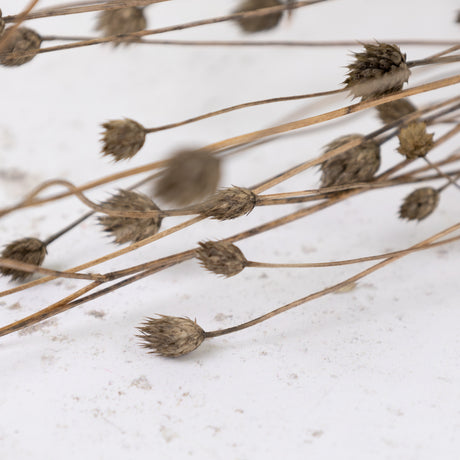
[0,1,459,459]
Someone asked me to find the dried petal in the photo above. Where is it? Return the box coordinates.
[376,98,417,125]
[201,187,257,220]
[320,134,381,188]
[399,187,439,221]
[197,241,247,277]
[0,27,42,67]
[98,189,162,244]
[96,7,146,46]
[137,316,205,357]
[101,119,146,161]
[234,0,283,33]
[0,238,47,281]
[397,122,434,159]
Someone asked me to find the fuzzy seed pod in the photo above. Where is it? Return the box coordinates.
[197,241,247,277]
[101,119,146,161]
[155,150,221,206]
[320,134,381,188]
[397,122,434,160]
[201,186,257,220]
[0,10,5,37]
[0,238,47,281]
[376,98,417,125]
[0,27,42,67]
[96,7,146,46]
[399,187,439,221]
[234,0,283,33]
[344,42,411,100]
[137,315,205,357]
[98,189,162,244]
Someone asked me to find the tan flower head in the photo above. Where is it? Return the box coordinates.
[197,241,247,277]
[201,187,257,220]
[234,0,283,33]
[101,119,146,161]
[0,27,42,67]
[399,187,439,221]
[376,99,416,125]
[397,122,434,159]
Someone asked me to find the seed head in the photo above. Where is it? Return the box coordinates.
[96,7,146,46]
[0,27,42,67]
[320,134,381,188]
[101,119,146,161]
[397,122,434,159]
[399,187,439,221]
[344,42,411,100]
[155,150,221,206]
[234,0,283,33]
[201,186,257,220]
[98,189,162,244]
[197,241,247,277]
[376,98,417,125]
[0,238,47,281]
[137,315,206,357]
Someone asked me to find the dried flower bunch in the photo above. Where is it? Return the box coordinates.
[0,1,459,360]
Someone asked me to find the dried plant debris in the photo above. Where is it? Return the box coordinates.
[234,0,283,33]
[201,187,257,220]
[96,7,147,45]
[137,315,205,357]
[101,119,146,161]
[344,42,411,100]
[399,187,439,221]
[376,98,417,125]
[155,150,221,206]
[98,189,162,244]
[320,134,381,188]
[0,27,42,67]
[0,238,47,281]
[397,122,434,159]
[0,9,5,36]
[197,241,247,277]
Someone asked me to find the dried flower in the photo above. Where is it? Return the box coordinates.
[201,186,257,220]
[399,187,439,221]
[0,27,42,67]
[234,0,283,33]
[197,241,247,277]
[0,9,5,37]
[320,134,381,188]
[376,98,417,124]
[98,189,162,244]
[137,315,205,357]
[344,42,411,100]
[96,7,147,46]
[101,119,146,161]
[0,238,47,281]
[155,150,221,206]
[397,122,434,159]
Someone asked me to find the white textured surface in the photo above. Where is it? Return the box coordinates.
[0,1,459,459]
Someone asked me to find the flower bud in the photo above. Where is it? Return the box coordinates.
[101,119,146,161]
[399,187,439,221]
[0,27,42,67]
[197,241,247,277]
[234,0,283,33]
[397,122,434,160]
[201,187,257,220]
[376,98,416,125]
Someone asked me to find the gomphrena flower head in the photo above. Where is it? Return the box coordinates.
[137,315,205,357]
[376,98,416,125]
[98,189,162,245]
[0,27,42,67]
[96,7,146,46]
[197,241,247,277]
[234,0,283,33]
[201,186,257,220]
[399,187,439,221]
[397,122,434,160]
[0,9,5,36]
[320,134,381,188]
[101,119,146,161]
[344,42,411,100]
[0,238,47,281]
[155,150,221,206]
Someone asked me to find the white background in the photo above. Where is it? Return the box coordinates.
[0,1,459,459]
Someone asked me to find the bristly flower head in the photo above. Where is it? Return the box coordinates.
[201,186,257,220]
[0,27,42,67]
[197,241,247,277]
[234,0,283,33]
[397,122,434,159]
[344,42,411,100]
[320,134,381,188]
[137,315,206,357]
[155,149,221,206]
[399,187,439,221]
[101,119,146,161]
[98,189,162,245]
[96,7,147,46]
[0,238,47,281]
[376,98,416,125]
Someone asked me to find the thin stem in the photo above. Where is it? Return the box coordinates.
[423,156,460,192]
[407,54,460,67]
